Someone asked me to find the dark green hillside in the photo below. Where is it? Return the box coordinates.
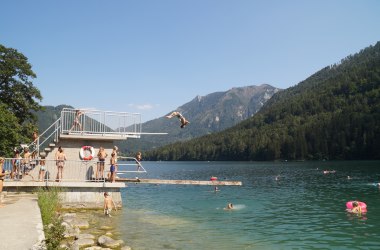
[34,105,73,133]
[145,42,380,161]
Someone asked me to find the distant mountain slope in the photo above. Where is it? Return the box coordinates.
[35,105,73,133]
[122,84,280,152]
[146,42,380,161]
[35,85,279,153]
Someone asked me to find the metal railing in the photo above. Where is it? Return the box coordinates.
[23,118,62,158]
[60,108,142,138]
[1,157,146,183]
[16,108,143,160]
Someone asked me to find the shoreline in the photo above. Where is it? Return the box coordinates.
[0,193,131,249]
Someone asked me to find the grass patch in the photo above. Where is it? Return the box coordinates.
[37,187,65,250]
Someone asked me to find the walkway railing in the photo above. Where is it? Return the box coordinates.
[60,108,142,138]
[1,157,146,183]
[17,108,143,160]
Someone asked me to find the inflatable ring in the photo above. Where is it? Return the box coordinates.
[210,176,218,181]
[80,146,95,161]
[346,201,367,213]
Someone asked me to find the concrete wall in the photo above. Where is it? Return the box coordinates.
[4,182,125,209]
[59,188,122,209]
[31,137,120,182]
[47,138,116,161]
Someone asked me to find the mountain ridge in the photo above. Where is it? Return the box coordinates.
[145,41,380,161]
[121,84,280,152]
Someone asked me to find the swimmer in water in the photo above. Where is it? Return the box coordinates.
[225,203,233,210]
[350,201,362,214]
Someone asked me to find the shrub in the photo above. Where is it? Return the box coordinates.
[37,187,65,250]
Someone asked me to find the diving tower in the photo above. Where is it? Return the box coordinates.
[3,108,165,208]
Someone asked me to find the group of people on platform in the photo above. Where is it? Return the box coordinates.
[4,143,142,183]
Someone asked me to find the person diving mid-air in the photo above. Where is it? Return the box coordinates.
[165,111,190,128]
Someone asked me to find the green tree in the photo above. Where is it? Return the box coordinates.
[0,44,43,156]
[0,104,24,155]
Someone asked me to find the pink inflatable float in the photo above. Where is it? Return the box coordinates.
[346,201,367,213]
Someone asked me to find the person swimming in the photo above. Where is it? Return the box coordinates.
[350,201,362,214]
[225,203,233,210]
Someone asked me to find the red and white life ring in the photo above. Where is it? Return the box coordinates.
[80,146,95,160]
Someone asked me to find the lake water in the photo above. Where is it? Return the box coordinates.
[116,161,380,249]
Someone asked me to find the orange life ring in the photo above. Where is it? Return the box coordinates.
[80,146,95,160]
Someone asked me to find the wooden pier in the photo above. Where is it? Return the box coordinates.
[117,178,242,186]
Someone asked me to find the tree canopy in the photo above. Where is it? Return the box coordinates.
[0,44,43,156]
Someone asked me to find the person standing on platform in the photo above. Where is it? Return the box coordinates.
[136,151,142,171]
[109,152,117,183]
[0,157,6,207]
[96,147,108,181]
[56,147,67,181]
[69,109,84,133]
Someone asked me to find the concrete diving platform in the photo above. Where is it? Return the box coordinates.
[116,178,242,186]
[3,181,126,209]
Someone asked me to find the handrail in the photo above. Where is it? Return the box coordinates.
[19,108,154,161]
[37,117,61,149]
[24,117,61,157]
[1,157,146,183]
[60,108,142,137]
[117,156,147,173]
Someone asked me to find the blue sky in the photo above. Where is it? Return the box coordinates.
[1,0,379,122]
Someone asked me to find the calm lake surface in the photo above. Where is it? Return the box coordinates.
[116,161,380,250]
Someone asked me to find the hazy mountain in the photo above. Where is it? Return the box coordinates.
[122,84,280,152]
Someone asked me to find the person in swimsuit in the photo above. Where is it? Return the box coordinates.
[39,158,46,181]
[136,151,142,171]
[103,192,117,217]
[0,157,6,207]
[69,109,83,132]
[22,147,32,178]
[96,147,108,180]
[350,201,362,214]
[11,150,21,179]
[109,152,117,183]
[165,111,190,128]
[225,203,234,210]
[56,147,67,181]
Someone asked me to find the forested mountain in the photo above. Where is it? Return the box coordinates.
[34,85,279,153]
[120,84,280,152]
[34,105,73,133]
[145,42,380,161]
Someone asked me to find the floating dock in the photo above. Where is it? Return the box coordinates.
[117,178,242,186]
